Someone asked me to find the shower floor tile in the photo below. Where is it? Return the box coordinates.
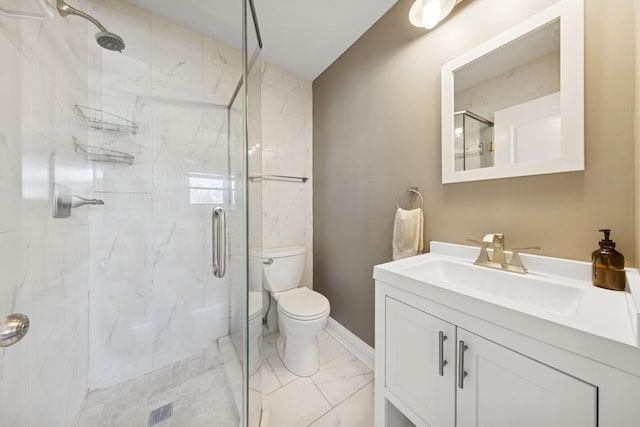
[73,339,241,427]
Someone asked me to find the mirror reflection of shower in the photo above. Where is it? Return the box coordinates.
[56,0,125,51]
[454,110,494,172]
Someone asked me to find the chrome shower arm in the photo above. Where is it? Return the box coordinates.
[57,0,108,32]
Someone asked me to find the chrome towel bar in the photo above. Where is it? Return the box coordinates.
[249,174,308,183]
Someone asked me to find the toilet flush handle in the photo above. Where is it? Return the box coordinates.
[263,258,274,265]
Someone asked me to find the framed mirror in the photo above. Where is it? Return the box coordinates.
[441,0,583,184]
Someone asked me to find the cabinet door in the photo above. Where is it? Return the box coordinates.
[456,329,597,427]
[385,297,456,427]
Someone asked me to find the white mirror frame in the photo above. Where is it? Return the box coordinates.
[441,0,584,184]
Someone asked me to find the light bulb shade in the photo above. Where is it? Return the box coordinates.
[422,0,443,29]
[439,0,456,25]
[408,0,425,27]
[408,0,456,30]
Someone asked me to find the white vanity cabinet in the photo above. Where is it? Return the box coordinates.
[385,297,456,427]
[456,328,596,427]
[375,242,640,427]
[382,296,597,427]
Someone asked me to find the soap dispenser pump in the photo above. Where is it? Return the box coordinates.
[592,229,626,291]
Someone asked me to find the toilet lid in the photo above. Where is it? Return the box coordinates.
[277,288,330,320]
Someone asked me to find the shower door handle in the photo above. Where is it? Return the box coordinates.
[212,207,226,278]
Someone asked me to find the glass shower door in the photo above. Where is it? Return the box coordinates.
[0,0,262,426]
[454,110,494,171]
[246,0,263,424]
[229,1,263,425]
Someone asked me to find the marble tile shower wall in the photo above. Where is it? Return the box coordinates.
[261,63,313,281]
[85,0,243,390]
[261,63,313,333]
[0,3,91,426]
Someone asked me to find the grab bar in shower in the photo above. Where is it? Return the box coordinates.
[212,207,226,278]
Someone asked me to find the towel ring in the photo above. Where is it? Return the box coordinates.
[396,188,424,210]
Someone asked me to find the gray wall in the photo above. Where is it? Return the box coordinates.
[313,0,636,346]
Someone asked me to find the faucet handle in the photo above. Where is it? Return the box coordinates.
[71,194,105,208]
[511,246,541,251]
[509,246,541,269]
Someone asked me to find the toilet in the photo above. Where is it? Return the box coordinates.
[260,246,330,376]
[248,290,263,376]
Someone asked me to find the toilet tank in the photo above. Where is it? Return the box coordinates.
[262,246,307,293]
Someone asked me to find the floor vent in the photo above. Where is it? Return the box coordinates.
[148,402,173,426]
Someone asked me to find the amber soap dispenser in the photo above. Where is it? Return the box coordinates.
[592,229,626,291]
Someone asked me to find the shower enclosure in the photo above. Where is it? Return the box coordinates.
[0,0,263,425]
[454,110,494,171]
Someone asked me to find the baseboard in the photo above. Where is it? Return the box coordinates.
[325,317,374,371]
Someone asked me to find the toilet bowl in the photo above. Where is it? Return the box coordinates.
[274,287,330,376]
[248,290,263,376]
[258,246,330,377]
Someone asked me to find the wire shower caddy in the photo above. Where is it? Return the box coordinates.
[74,142,134,165]
[73,105,139,134]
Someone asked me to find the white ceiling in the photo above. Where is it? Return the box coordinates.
[126,0,398,80]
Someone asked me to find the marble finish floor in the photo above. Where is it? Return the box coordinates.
[260,331,375,427]
[73,330,375,427]
[73,338,241,427]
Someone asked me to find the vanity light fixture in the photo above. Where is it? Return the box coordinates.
[409,0,457,29]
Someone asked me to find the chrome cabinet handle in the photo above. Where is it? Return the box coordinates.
[458,340,469,389]
[438,331,448,376]
[212,207,226,278]
[0,314,30,347]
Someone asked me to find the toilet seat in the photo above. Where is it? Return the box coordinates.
[276,288,330,321]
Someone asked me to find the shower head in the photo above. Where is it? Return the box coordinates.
[96,31,125,52]
[57,0,125,52]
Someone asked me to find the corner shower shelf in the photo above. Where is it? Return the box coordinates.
[73,105,139,134]
[74,142,134,165]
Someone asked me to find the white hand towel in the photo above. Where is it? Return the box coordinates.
[392,207,424,261]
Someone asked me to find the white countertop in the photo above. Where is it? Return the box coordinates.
[374,241,640,377]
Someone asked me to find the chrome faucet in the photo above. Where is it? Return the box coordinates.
[467,233,540,274]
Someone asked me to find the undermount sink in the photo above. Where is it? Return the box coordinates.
[402,258,585,316]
